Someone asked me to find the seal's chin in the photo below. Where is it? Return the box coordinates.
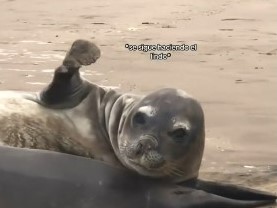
[123,155,167,178]
[126,159,166,177]
[119,139,167,177]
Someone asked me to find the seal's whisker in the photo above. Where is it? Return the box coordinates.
[160,163,177,177]
[169,161,184,172]
[156,163,171,176]
[169,167,184,177]
[167,168,183,177]
[172,170,184,177]
[170,166,184,175]
[164,162,185,177]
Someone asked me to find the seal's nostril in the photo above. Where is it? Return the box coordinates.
[146,144,153,150]
[139,135,158,150]
[135,143,143,156]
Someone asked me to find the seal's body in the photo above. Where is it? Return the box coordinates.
[0,145,276,208]
[0,40,204,182]
[0,89,120,165]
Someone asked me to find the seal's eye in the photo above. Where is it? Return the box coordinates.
[133,112,146,125]
[168,128,187,143]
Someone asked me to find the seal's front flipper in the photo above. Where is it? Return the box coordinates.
[38,39,101,109]
[178,179,276,207]
[155,185,276,208]
[195,179,277,201]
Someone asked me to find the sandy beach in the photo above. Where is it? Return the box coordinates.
[0,0,276,198]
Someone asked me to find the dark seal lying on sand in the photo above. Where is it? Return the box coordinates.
[0,145,276,208]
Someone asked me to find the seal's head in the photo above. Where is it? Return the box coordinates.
[118,88,205,182]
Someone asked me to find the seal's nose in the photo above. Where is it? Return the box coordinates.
[136,135,158,155]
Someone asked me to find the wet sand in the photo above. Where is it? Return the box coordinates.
[0,0,276,198]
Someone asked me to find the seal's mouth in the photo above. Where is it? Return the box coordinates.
[120,142,186,179]
[122,149,168,178]
[125,157,167,177]
[128,158,164,171]
[128,159,150,170]
[119,135,172,177]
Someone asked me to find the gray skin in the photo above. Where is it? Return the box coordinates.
[116,89,205,182]
[0,39,204,182]
[0,145,276,208]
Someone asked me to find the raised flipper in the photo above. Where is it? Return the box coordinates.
[0,146,276,208]
[38,39,101,109]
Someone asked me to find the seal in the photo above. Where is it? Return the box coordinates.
[0,40,276,207]
[0,145,276,208]
[0,39,204,182]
